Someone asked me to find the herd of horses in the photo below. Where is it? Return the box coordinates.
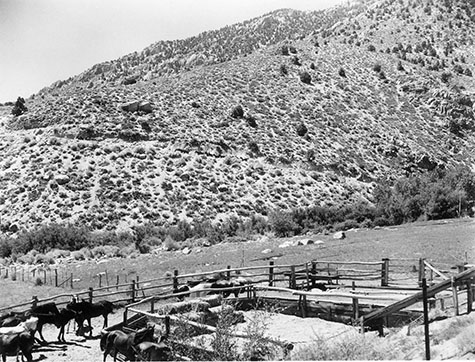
[0,297,121,361]
[0,273,252,361]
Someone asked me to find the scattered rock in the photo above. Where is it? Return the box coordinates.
[333,231,346,240]
[54,174,70,185]
[138,101,153,113]
[297,239,315,246]
[261,248,273,254]
[120,101,140,112]
[182,247,191,255]
[278,241,295,248]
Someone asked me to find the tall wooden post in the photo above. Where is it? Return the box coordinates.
[422,278,431,360]
[70,273,74,289]
[381,258,389,287]
[173,270,179,293]
[150,299,155,313]
[116,275,120,290]
[131,280,136,303]
[352,297,359,320]
[418,258,425,286]
[99,274,102,288]
[123,308,128,326]
[268,261,274,287]
[165,316,170,337]
[466,278,473,314]
[226,265,231,280]
[88,287,93,303]
[43,270,47,285]
[54,269,58,287]
[290,265,296,289]
[31,296,38,309]
[305,264,310,290]
[311,261,317,288]
[451,277,459,316]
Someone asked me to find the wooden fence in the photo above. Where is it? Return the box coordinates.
[0,257,462,317]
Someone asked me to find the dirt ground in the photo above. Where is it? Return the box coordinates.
[31,307,358,362]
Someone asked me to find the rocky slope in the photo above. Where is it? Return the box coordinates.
[1,0,475,232]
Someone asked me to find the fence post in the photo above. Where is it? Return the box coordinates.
[422,278,431,361]
[173,270,179,293]
[381,258,389,287]
[268,261,274,287]
[300,295,307,318]
[137,275,140,290]
[70,273,74,289]
[451,277,459,316]
[123,307,128,326]
[43,270,46,285]
[88,287,93,303]
[305,263,310,290]
[54,269,58,287]
[150,298,155,313]
[352,297,359,320]
[290,265,296,289]
[99,274,102,288]
[165,315,170,337]
[116,275,120,291]
[131,280,136,303]
[418,258,425,287]
[467,278,473,314]
[31,296,38,309]
[311,261,317,288]
[21,268,24,282]
[226,265,231,280]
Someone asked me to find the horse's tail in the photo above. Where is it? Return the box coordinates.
[100,332,109,351]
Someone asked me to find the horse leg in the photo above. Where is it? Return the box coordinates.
[88,318,93,337]
[58,325,64,342]
[36,323,47,344]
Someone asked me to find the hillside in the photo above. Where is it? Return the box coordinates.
[1,0,475,233]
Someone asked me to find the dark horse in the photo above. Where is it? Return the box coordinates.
[100,325,155,362]
[28,302,61,343]
[0,331,35,362]
[67,297,116,337]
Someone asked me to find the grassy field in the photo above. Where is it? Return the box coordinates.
[1,218,474,309]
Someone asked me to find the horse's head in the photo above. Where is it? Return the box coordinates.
[134,325,155,344]
[76,324,93,337]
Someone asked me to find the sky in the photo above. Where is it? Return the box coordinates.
[0,0,344,102]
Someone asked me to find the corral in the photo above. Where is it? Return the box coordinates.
[98,258,475,360]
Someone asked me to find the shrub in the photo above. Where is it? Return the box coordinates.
[338,67,347,77]
[279,64,288,75]
[292,56,301,66]
[0,239,12,258]
[281,45,289,56]
[296,122,308,136]
[34,277,43,286]
[441,71,452,83]
[11,97,27,116]
[163,236,180,251]
[230,105,244,119]
[367,44,376,52]
[269,210,298,237]
[373,63,382,72]
[397,61,405,71]
[300,71,312,84]
[246,115,258,128]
